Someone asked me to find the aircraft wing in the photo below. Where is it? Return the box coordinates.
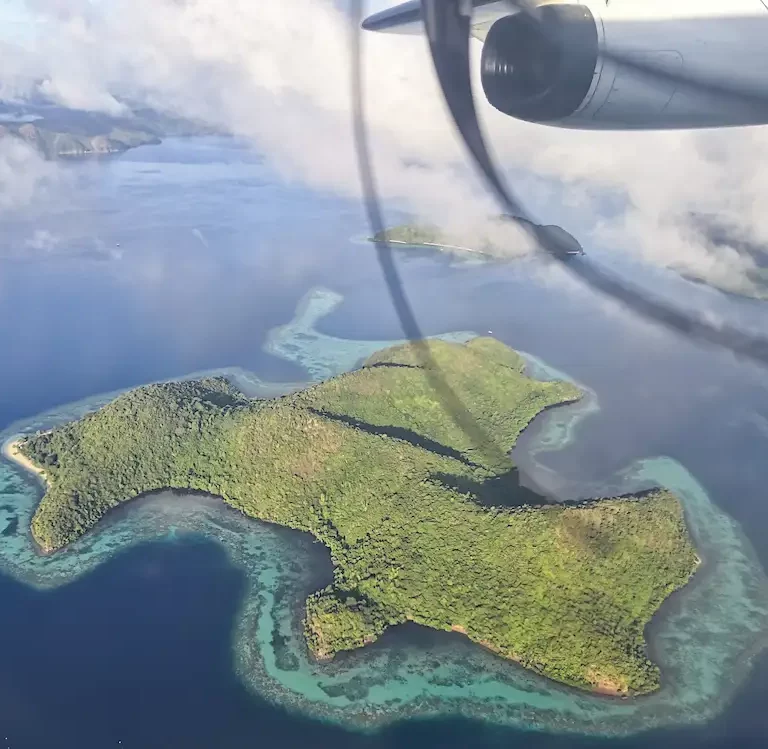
[363,1,513,39]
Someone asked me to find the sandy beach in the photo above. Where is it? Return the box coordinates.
[1,437,48,487]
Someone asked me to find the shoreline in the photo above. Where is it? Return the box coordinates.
[1,364,766,732]
[4,350,682,699]
[10,355,673,698]
[447,624,627,698]
[1,437,48,488]
[373,238,490,256]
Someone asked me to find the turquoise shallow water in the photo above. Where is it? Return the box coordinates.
[1,287,767,737]
[265,286,476,380]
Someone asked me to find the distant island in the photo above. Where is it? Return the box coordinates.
[13,338,696,696]
[1,121,161,159]
[371,220,585,258]
[0,100,215,159]
[372,223,465,247]
[371,223,500,256]
[683,213,768,301]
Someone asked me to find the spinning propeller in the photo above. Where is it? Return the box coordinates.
[350,0,768,443]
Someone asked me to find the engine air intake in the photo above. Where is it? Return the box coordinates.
[481,4,599,123]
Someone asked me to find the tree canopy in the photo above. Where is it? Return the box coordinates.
[20,338,698,695]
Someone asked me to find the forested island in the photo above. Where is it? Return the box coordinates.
[0,100,215,159]
[1,122,160,158]
[371,221,584,257]
[371,224,494,254]
[372,224,445,246]
[15,338,697,696]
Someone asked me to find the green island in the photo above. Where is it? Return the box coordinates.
[372,224,445,245]
[17,338,698,696]
[370,224,493,254]
[370,221,585,257]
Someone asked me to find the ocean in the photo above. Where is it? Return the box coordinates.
[1,137,768,748]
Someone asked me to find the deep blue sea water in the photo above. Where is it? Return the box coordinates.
[2,137,768,747]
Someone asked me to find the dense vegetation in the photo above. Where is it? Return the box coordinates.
[371,221,585,259]
[371,224,446,246]
[19,338,698,695]
[371,223,496,253]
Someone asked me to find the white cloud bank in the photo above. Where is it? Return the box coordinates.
[4,0,768,293]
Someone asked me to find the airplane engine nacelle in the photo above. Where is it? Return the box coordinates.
[481,0,768,129]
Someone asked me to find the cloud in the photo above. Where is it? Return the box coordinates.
[4,227,122,264]
[4,0,768,292]
[0,136,65,213]
[24,228,60,251]
[3,1,495,212]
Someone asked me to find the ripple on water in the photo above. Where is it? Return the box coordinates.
[1,286,767,736]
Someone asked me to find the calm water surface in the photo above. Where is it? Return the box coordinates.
[1,138,768,747]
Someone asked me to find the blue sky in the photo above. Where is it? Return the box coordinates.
[0,0,39,43]
[0,0,30,24]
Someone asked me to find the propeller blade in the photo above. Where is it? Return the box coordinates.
[421,0,529,219]
[349,0,507,467]
[419,0,768,370]
[566,258,768,367]
[350,0,421,343]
